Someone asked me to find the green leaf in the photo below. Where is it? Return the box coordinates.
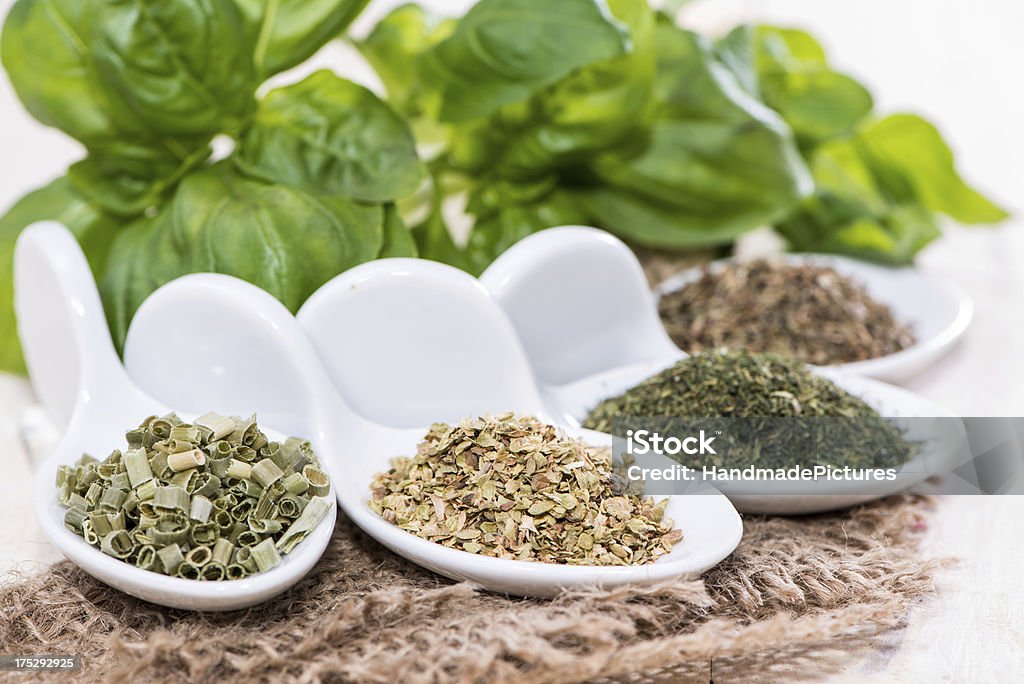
[234,70,426,202]
[775,113,1007,263]
[68,140,212,217]
[583,22,810,248]
[0,177,122,373]
[235,0,370,78]
[856,114,1008,224]
[750,26,873,145]
[88,0,258,137]
[98,211,164,351]
[379,204,417,258]
[411,205,471,272]
[356,4,453,120]
[755,26,826,67]
[1,0,117,143]
[448,0,656,177]
[777,194,940,266]
[100,164,384,349]
[574,185,765,249]
[775,127,941,264]
[424,0,629,123]
[465,187,587,274]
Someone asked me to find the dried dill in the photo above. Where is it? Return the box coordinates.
[369,414,682,566]
[658,260,915,365]
[582,352,915,470]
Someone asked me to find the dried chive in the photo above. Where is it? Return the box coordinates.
[302,465,330,497]
[189,495,214,523]
[226,460,252,480]
[211,538,234,566]
[186,545,212,567]
[226,564,248,580]
[250,538,281,572]
[157,544,184,574]
[167,449,206,472]
[135,545,157,571]
[153,486,190,513]
[201,562,227,581]
[100,530,134,559]
[55,413,332,581]
[251,459,284,488]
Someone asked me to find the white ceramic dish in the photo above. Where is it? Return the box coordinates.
[13,222,337,611]
[123,263,743,598]
[654,253,973,383]
[482,227,968,514]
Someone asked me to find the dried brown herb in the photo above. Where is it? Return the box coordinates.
[369,414,682,566]
[658,260,915,365]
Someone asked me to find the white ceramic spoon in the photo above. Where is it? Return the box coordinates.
[125,267,742,597]
[481,227,969,514]
[13,222,336,610]
[654,253,973,383]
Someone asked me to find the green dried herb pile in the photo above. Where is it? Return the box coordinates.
[56,412,332,580]
[583,351,915,470]
[658,260,915,365]
[370,414,682,566]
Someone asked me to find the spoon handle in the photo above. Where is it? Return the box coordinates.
[14,222,138,429]
[480,226,681,386]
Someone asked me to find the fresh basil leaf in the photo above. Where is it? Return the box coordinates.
[235,0,370,78]
[774,128,941,264]
[379,204,417,258]
[449,0,656,177]
[100,164,384,348]
[775,113,1006,263]
[0,177,122,373]
[98,211,165,353]
[856,114,1008,224]
[356,4,453,122]
[234,70,425,202]
[574,184,766,249]
[777,194,940,266]
[755,26,826,67]
[0,0,116,143]
[88,0,257,137]
[465,188,587,274]
[424,0,629,123]
[582,22,810,247]
[411,205,471,273]
[750,26,873,145]
[68,141,212,217]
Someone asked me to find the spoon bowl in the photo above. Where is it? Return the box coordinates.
[126,268,743,597]
[15,223,336,611]
[297,258,545,427]
[480,227,968,514]
[654,254,973,383]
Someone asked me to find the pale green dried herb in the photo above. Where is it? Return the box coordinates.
[55,412,332,581]
[370,413,682,566]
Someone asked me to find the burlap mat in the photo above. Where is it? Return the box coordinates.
[0,495,942,683]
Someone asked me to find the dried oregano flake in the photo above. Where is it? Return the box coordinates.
[369,414,682,566]
[56,412,331,581]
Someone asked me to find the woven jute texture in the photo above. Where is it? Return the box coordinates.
[0,495,941,683]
